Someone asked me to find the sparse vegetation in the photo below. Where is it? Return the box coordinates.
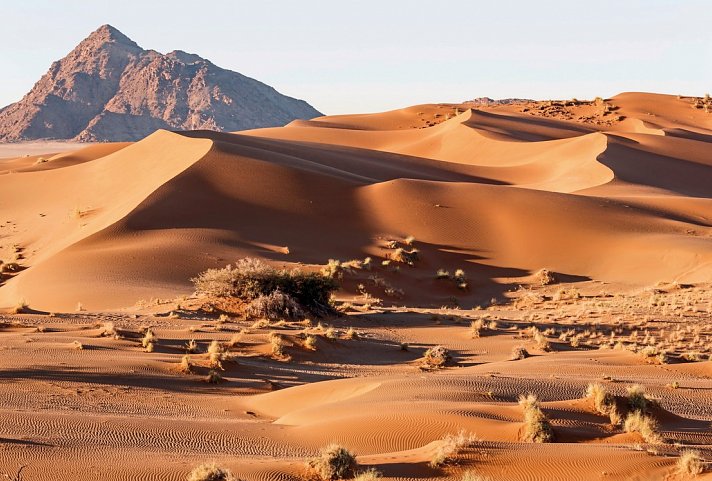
[626,384,650,412]
[306,444,358,481]
[429,430,478,468]
[269,332,285,358]
[534,268,556,286]
[100,322,117,338]
[206,370,224,384]
[141,328,157,352]
[246,289,304,320]
[10,299,28,314]
[179,355,192,374]
[187,462,237,481]
[303,334,318,350]
[511,345,530,360]
[586,383,621,425]
[624,410,662,444]
[192,258,338,316]
[353,468,382,481]
[676,450,704,476]
[518,393,554,443]
[422,345,450,369]
[186,339,199,353]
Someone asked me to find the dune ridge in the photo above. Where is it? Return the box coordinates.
[1,92,712,310]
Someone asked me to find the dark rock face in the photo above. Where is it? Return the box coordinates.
[0,25,322,141]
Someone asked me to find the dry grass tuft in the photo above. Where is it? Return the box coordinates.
[270,332,285,358]
[626,384,650,412]
[246,290,304,321]
[429,430,478,468]
[624,411,663,444]
[534,268,556,286]
[179,355,192,374]
[10,299,28,314]
[206,370,224,384]
[422,345,450,369]
[141,328,156,352]
[186,339,199,353]
[100,322,117,338]
[353,468,381,481]
[303,334,318,351]
[518,393,554,443]
[511,345,530,360]
[306,444,358,480]
[187,462,237,481]
[208,340,224,368]
[586,383,621,425]
[676,450,704,476]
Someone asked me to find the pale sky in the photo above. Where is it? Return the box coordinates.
[1,0,710,115]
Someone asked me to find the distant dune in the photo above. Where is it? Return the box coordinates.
[1,92,712,311]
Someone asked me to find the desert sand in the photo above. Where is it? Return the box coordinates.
[0,92,710,480]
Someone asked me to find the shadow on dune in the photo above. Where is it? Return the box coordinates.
[600,136,712,198]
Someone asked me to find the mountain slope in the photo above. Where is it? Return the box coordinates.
[0,25,321,141]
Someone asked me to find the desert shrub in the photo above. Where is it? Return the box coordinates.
[325,327,338,339]
[208,340,224,368]
[344,327,358,340]
[518,393,554,443]
[626,384,650,412]
[470,319,486,338]
[187,462,237,481]
[676,450,704,476]
[624,411,662,444]
[192,258,338,315]
[353,468,381,481]
[142,328,156,352]
[390,247,419,265]
[530,327,551,351]
[586,383,621,425]
[423,345,450,369]
[179,355,192,374]
[72,341,84,350]
[186,339,199,353]
[306,444,358,480]
[429,429,478,468]
[100,322,117,338]
[10,299,28,314]
[206,370,224,384]
[303,334,318,350]
[534,269,556,286]
[246,290,304,320]
[511,346,530,360]
[269,332,285,357]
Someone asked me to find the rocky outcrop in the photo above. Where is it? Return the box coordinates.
[0,25,322,141]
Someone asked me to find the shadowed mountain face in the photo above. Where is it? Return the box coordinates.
[0,24,322,141]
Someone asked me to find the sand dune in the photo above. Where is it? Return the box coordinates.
[2,92,712,311]
[1,92,711,481]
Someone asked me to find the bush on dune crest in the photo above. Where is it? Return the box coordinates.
[192,258,338,317]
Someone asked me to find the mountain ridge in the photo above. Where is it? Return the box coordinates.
[0,24,322,142]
